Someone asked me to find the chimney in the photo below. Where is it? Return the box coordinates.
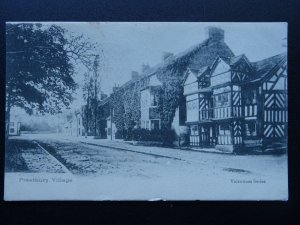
[112,85,120,93]
[208,27,224,41]
[142,64,150,73]
[131,71,140,80]
[162,52,174,61]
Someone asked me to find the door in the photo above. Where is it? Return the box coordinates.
[200,124,215,146]
[189,125,200,146]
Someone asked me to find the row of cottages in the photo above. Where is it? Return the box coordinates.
[94,26,287,153]
[103,27,240,140]
[183,52,287,152]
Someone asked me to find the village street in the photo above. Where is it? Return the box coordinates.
[5,133,288,200]
[6,134,287,179]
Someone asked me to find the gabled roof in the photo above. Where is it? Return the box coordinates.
[250,52,287,80]
[229,54,244,65]
[113,34,235,95]
[196,66,210,78]
[182,67,198,85]
[182,65,210,85]
[216,54,252,69]
[230,54,252,68]
[137,36,234,80]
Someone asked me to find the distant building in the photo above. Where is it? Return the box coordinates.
[9,120,21,136]
[106,116,117,140]
[140,76,162,130]
[63,110,84,137]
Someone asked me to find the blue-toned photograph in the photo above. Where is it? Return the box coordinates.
[5,22,288,200]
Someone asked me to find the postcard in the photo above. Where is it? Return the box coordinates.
[4,22,288,200]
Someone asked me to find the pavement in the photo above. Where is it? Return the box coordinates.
[5,134,289,200]
[64,136,226,160]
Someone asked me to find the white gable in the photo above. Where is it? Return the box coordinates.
[184,70,198,95]
[212,58,231,76]
[184,70,197,85]
[273,77,286,90]
[264,67,287,91]
[211,58,231,87]
[149,74,162,86]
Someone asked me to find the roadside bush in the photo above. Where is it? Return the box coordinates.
[115,130,124,139]
[130,128,176,145]
[161,128,177,146]
[132,128,151,141]
[123,129,133,141]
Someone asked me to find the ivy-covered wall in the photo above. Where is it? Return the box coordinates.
[109,34,235,137]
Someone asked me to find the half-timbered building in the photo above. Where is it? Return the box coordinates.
[183,52,287,152]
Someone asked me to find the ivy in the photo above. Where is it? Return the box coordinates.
[111,89,125,131]
[110,37,234,135]
[157,55,198,130]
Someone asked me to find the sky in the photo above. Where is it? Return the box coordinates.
[10,22,287,121]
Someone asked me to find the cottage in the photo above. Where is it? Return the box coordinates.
[183,52,287,152]
[98,26,287,151]
[104,27,238,141]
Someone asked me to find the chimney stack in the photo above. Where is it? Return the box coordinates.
[131,71,140,80]
[162,52,174,61]
[208,27,224,41]
[112,84,120,93]
[142,64,150,73]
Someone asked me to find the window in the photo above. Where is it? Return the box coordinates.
[245,121,257,137]
[150,90,159,107]
[244,89,257,105]
[214,93,229,107]
[10,128,15,133]
[146,121,149,130]
[219,124,230,135]
[190,125,198,135]
[187,100,198,110]
[151,120,160,130]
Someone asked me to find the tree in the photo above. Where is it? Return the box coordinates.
[82,71,93,135]
[6,23,98,139]
[82,55,102,136]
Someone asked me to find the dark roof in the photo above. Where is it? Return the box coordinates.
[251,52,287,80]
[219,54,251,67]
[113,35,235,95]
[197,66,209,77]
[140,37,234,78]
[183,39,235,70]
[230,54,244,65]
